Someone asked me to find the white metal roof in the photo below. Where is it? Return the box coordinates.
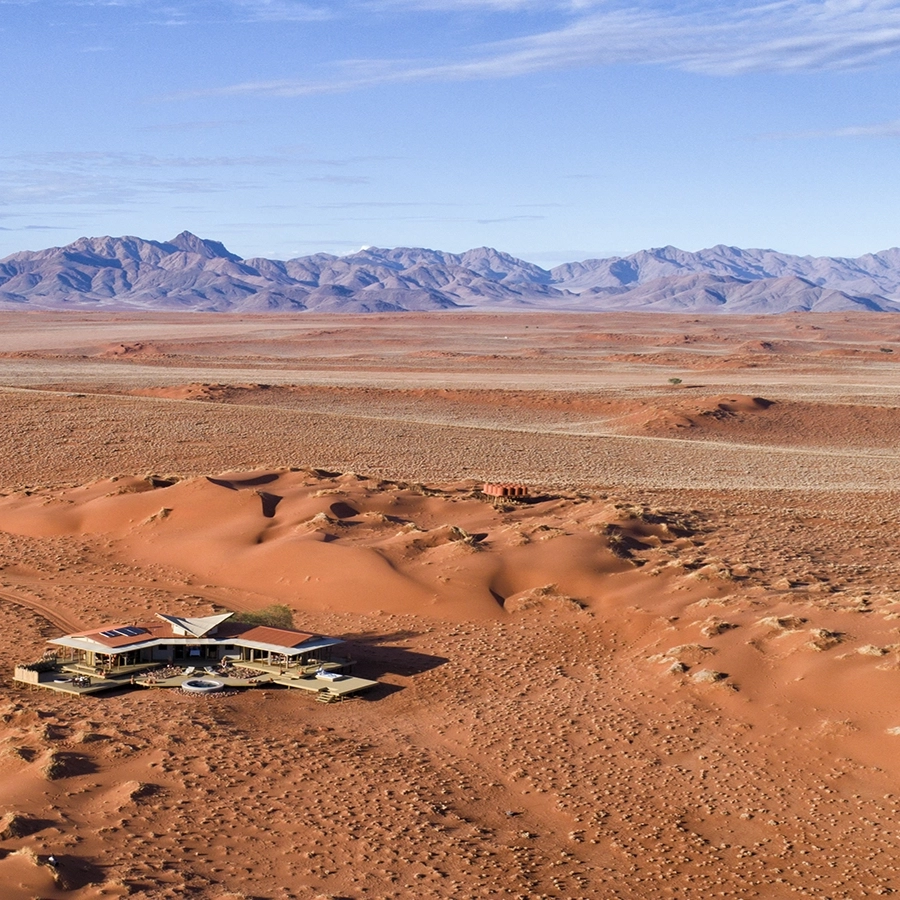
[236,636,343,656]
[156,613,233,637]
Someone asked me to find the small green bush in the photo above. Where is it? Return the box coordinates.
[231,605,295,629]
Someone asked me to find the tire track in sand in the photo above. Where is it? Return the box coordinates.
[0,587,85,633]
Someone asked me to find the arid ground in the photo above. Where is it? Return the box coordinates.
[1,311,900,899]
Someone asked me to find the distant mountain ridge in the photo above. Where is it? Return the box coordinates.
[2,231,900,313]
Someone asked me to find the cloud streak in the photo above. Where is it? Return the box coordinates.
[476,214,546,223]
[0,167,235,207]
[0,224,69,231]
[763,118,900,139]
[231,0,333,22]
[169,1,900,99]
[0,149,380,169]
[365,0,592,9]
[0,147,385,210]
[307,174,372,184]
[139,119,258,132]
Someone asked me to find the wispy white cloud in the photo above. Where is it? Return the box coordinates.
[169,0,900,99]
[0,148,384,209]
[67,0,150,7]
[307,174,373,184]
[139,119,258,132]
[828,119,900,136]
[2,150,292,168]
[0,169,232,206]
[314,200,463,208]
[231,0,333,22]
[20,0,333,24]
[365,0,593,9]
[0,224,69,231]
[762,118,900,138]
[476,214,546,223]
[0,149,379,169]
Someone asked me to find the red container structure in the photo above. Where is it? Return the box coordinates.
[481,483,529,498]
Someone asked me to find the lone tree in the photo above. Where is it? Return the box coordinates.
[668,377,683,386]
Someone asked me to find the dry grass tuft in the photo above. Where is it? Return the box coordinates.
[690,669,728,684]
[757,615,807,630]
[11,846,40,865]
[41,751,68,780]
[700,617,739,637]
[0,812,39,839]
[808,629,844,652]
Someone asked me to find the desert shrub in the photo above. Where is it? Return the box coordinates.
[0,812,39,839]
[21,659,59,673]
[42,752,68,780]
[231,605,294,629]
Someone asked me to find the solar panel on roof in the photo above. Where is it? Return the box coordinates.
[119,626,146,636]
[100,630,120,638]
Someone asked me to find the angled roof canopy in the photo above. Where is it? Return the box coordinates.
[156,613,234,637]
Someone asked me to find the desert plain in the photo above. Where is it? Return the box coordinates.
[1,310,900,899]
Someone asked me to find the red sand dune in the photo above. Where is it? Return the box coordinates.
[0,469,706,621]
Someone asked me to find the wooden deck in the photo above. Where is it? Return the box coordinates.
[14,657,378,699]
[270,671,378,697]
[237,658,378,698]
[14,671,128,695]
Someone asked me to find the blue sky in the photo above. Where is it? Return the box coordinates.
[2,0,900,265]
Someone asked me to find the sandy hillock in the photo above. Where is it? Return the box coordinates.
[0,468,722,621]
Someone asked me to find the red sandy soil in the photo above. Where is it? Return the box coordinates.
[1,312,900,899]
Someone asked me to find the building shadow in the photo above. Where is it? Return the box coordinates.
[341,631,449,680]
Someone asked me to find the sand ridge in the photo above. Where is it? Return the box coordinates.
[0,468,709,620]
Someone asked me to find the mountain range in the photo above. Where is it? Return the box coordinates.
[3,231,900,313]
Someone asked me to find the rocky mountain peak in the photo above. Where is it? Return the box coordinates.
[167,231,240,262]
